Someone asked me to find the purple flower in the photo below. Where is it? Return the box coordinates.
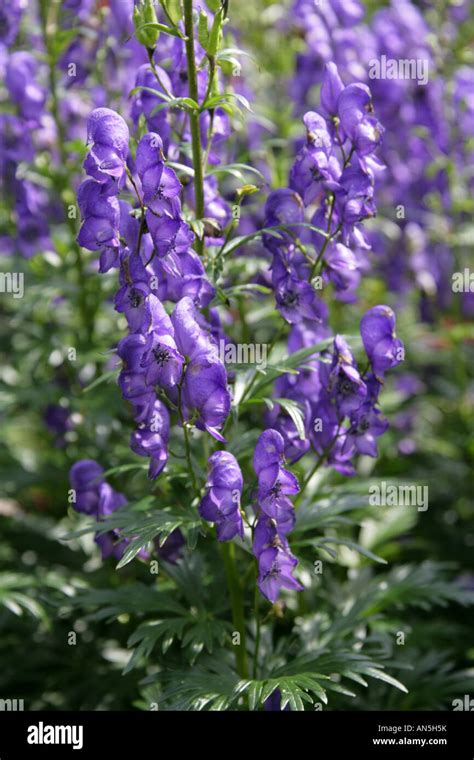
[324,241,360,291]
[289,112,333,205]
[136,132,182,215]
[256,547,303,604]
[77,179,120,250]
[337,83,384,156]
[115,283,156,333]
[6,52,46,121]
[343,403,388,457]
[0,0,25,45]
[253,430,302,602]
[84,107,129,184]
[323,335,367,415]
[146,214,194,258]
[69,459,104,515]
[273,259,326,324]
[199,451,244,541]
[320,62,345,117]
[154,529,185,564]
[263,189,305,255]
[360,305,404,379]
[130,399,170,479]
[170,297,231,440]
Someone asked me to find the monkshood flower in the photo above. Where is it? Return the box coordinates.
[273,258,326,324]
[199,452,244,541]
[263,188,305,257]
[253,430,302,602]
[289,111,334,205]
[69,460,128,560]
[130,399,170,479]
[131,63,172,150]
[136,132,181,216]
[171,297,231,441]
[69,459,104,515]
[360,305,404,379]
[323,241,360,291]
[342,402,388,458]
[76,179,121,251]
[0,0,25,45]
[322,335,367,416]
[256,546,303,603]
[6,52,46,122]
[139,300,184,390]
[83,107,129,186]
[69,459,177,560]
[337,83,384,156]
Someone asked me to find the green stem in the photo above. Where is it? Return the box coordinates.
[309,192,335,282]
[147,47,174,100]
[177,380,198,493]
[221,542,248,679]
[183,0,205,257]
[252,578,261,679]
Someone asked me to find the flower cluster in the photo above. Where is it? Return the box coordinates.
[69,459,129,560]
[76,107,231,475]
[69,458,184,563]
[253,430,303,603]
[199,451,244,541]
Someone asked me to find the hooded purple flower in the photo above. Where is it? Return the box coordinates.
[130,399,170,479]
[0,0,25,45]
[343,402,388,457]
[337,83,384,156]
[84,107,129,184]
[324,241,360,291]
[6,52,46,121]
[289,112,334,205]
[136,132,182,215]
[253,430,303,602]
[256,546,303,603]
[77,179,120,251]
[199,451,244,541]
[360,305,404,379]
[322,335,367,415]
[320,62,344,118]
[70,459,104,515]
[171,297,231,440]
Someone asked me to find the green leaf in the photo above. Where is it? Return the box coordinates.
[206,162,266,183]
[274,397,306,440]
[315,537,388,565]
[82,369,118,394]
[135,21,183,39]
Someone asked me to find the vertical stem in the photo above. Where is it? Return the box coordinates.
[252,579,261,679]
[183,0,205,256]
[221,542,248,679]
[177,380,198,493]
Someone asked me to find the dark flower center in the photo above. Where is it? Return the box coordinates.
[128,289,143,308]
[282,290,299,307]
[153,347,170,366]
[269,481,282,497]
[337,373,355,395]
